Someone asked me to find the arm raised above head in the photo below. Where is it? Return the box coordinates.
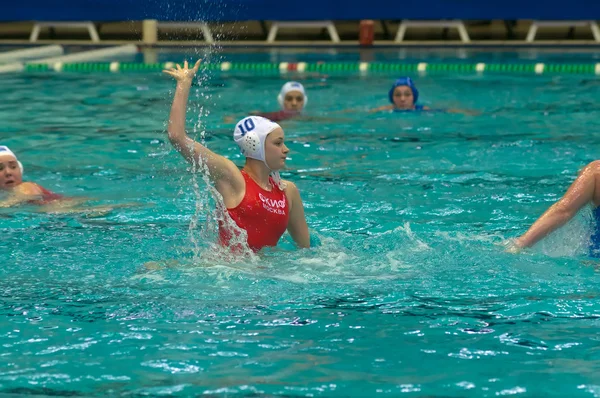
[163,60,243,199]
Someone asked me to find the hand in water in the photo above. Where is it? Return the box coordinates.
[504,239,523,254]
[163,60,201,84]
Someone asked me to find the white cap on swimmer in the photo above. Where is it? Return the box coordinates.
[277,81,307,109]
[0,145,23,174]
[233,116,285,189]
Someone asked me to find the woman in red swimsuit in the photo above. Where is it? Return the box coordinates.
[0,146,63,207]
[164,60,310,252]
[253,81,307,122]
[0,146,136,216]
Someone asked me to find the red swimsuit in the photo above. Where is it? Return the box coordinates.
[255,110,300,122]
[219,170,289,251]
[27,184,63,205]
[38,185,63,203]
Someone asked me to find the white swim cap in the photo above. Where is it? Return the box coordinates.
[233,116,285,189]
[277,81,307,109]
[0,145,23,174]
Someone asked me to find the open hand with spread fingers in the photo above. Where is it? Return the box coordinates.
[163,60,201,85]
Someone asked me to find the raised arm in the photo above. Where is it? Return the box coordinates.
[163,60,242,198]
[284,181,310,248]
[514,161,600,249]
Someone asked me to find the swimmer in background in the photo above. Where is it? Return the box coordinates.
[0,146,63,208]
[370,77,430,112]
[253,81,308,122]
[508,161,600,256]
[224,81,309,124]
[370,77,477,115]
[164,60,310,252]
[0,145,138,215]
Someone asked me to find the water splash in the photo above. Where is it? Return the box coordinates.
[185,46,255,261]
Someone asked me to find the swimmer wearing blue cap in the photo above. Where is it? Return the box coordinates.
[370,77,430,113]
[508,161,600,256]
[164,60,310,252]
[370,77,477,115]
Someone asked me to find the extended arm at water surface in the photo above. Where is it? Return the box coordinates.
[164,60,241,189]
[513,161,600,250]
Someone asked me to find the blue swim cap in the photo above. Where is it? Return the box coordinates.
[388,77,419,104]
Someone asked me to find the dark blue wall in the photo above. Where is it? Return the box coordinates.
[2,0,600,22]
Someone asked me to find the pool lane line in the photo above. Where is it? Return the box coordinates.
[16,61,600,75]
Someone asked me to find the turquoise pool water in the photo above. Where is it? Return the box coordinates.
[2,55,600,396]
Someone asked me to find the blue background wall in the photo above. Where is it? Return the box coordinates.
[2,0,600,22]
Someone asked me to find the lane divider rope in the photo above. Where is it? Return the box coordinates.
[20,62,600,74]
